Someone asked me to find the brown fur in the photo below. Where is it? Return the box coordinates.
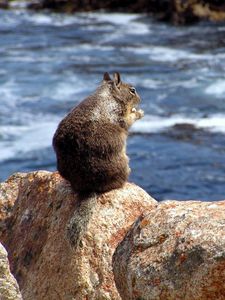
[52,72,144,194]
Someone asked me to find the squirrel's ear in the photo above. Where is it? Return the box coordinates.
[113,72,121,87]
[103,72,111,81]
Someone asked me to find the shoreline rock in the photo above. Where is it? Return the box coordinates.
[113,200,225,300]
[0,243,23,300]
[0,171,157,299]
[0,0,8,9]
[5,0,225,24]
[1,171,225,299]
[0,173,27,223]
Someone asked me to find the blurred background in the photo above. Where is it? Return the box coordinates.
[1,0,225,201]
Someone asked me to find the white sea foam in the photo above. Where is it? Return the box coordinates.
[169,78,198,89]
[0,13,19,28]
[125,21,150,35]
[205,79,225,96]
[0,80,19,107]
[131,114,225,134]
[21,12,141,28]
[94,13,150,42]
[0,116,59,162]
[149,46,212,63]
[125,45,214,63]
[22,12,79,26]
[94,13,139,25]
[123,47,151,55]
[1,113,225,163]
[141,78,162,89]
[9,1,27,8]
[52,81,85,100]
[27,14,60,25]
[218,26,225,32]
[127,75,198,90]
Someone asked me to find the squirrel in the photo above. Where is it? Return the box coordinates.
[52,72,144,248]
[53,72,144,195]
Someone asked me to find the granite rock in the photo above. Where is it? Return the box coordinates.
[0,171,157,300]
[113,200,225,300]
[0,173,26,222]
[0,243,22,300]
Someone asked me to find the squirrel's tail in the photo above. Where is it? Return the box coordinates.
[66,192,97,249]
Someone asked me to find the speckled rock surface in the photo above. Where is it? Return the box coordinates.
[0,173,27,222]
[113,200,225,300]
[0,243,22,300]
[0,171,157,300]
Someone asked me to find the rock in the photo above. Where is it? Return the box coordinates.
[113,200,225,300]
[0,243,22,300]
[27,0,170,14]
[171,0,225,24]
[0,173,26,222]
[0,0,9,9]
[26,0,225,24]
[26,0,173,21]
[0,171,157,300]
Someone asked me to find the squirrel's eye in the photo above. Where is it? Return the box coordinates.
[129,87,136,95]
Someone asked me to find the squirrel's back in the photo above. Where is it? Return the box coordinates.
[53,72,144,194]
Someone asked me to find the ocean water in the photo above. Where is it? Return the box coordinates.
[1,9,225,201]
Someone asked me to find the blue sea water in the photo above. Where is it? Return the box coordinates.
[1,8,225,200]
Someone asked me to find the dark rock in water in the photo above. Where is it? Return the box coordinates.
[0,0,9,9]
[172,123,197,131]
[26,0,225,24]
[165,123,205,143]
[28,0,171,19]
[26,0,44,10]
[171,0,225,24]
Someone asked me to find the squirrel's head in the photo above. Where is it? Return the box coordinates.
[102,72,141,110]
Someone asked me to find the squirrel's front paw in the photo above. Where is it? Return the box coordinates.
[136,109,144,119]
